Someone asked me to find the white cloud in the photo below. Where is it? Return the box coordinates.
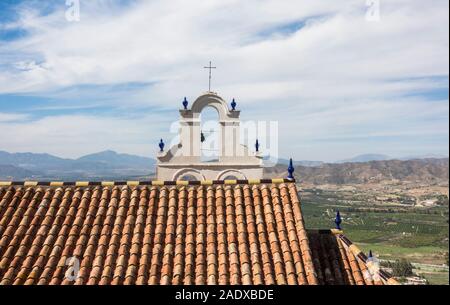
[0,0,448,161]
[0,112,171,158]
[0,113,29,123]
[2,0,446,94]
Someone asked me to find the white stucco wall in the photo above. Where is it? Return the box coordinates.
[157,92,263,180]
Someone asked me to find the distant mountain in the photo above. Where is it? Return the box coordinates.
[335,153,449,163]
[77,150,156,168]
[0,150,156,180]
[265,158,449,184]
[0,151,72,170]
[336,154,390,163]
[400,153,449,160]
[2,150,448,183]
[276,158,324,167]
[0,164,38,180]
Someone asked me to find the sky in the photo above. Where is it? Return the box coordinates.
[0,0,448,162]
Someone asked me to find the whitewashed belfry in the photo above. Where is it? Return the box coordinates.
[156,92,263,181]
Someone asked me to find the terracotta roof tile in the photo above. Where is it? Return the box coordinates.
[0,182,396,285]
[307,231,397,285]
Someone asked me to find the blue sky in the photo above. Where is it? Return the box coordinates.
[0,0,448,162]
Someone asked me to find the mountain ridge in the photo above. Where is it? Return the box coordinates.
[1,150,448,183]
[335,154,390,163]
[335,153,449,163]
[0,150,156,179]
[266,158,449,185]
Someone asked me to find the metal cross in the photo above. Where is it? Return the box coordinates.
[204,61,216,92]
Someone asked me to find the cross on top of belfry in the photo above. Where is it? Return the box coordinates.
[204,61,216,92]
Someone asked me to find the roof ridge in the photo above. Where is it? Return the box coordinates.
[306,229,344,235]
[335,233,400,285]
[0,178,295,187]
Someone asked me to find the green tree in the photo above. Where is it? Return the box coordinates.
[390,259,414,277]
[437,195,449,206]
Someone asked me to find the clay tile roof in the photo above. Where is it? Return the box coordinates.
[307,230,398,285]
[0,179,398,285]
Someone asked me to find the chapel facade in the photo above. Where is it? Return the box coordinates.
[156,92,264,181]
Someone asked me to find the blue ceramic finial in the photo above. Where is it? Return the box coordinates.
[368,250,373,259]
[231,98,237,111]
[182,97,188,110]
[159,139,165,152]
[335,210,342,230]
[287,158,294,180]
[255,139,260,152]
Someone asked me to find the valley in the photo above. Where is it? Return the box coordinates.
[300,180,449,284]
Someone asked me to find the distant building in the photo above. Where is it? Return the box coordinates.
[404,276,428,285]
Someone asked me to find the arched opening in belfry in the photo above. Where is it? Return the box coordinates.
[180,174,199,181]
[200,106,221,162]
[216,169,247,180]
[172,168,205,181]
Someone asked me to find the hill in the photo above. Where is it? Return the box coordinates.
[76,150,155,168]
[1,150,448,184]
[268,158,449,185]
[0,164,38,180]
[0,150,156,180]
[336,154,390,163]
[276,158,324,167]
